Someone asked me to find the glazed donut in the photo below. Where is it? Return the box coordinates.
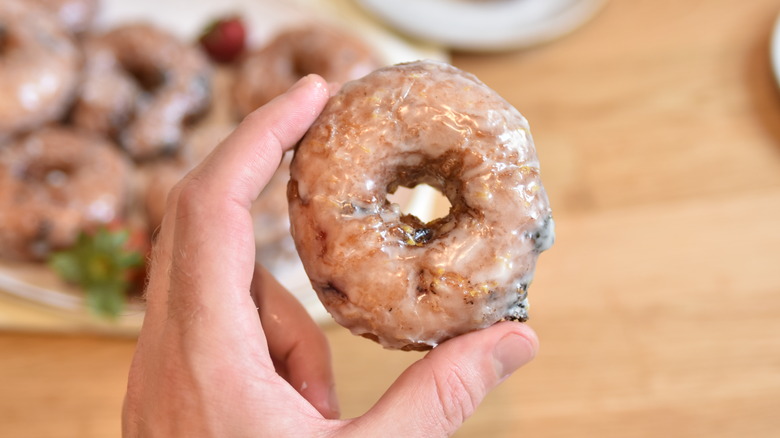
[232,25,380,118]
[288,61,555,350]
[33,0,99,35]
[70,37,140,139]
[0,127,131,261]
[101,23,212,160]
[0,0,80,139]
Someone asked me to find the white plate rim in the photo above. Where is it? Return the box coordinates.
[356,0,607,52]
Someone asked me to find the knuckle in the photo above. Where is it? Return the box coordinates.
[172,177,205,218]
[430,364,484,433]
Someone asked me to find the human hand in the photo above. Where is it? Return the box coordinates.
[121,75,539,437]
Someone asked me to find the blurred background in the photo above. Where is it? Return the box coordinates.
[1,0,779,436]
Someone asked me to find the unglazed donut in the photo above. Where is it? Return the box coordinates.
[288,61,554,350]
[232,25,380,118]
[0,127,131,261]
[0,0,80,139]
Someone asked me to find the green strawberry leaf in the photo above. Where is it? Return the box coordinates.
[49,226,144,320]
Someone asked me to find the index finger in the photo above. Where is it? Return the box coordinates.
[165,75,329,337]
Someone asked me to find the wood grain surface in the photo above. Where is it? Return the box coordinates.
[2,1,780,437]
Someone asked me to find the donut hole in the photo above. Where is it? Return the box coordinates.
[0,25,22,55]
[125,65,166,93]
[20,161,76,202]
[23,161,74,183]
[291,59,316,82]
[386,155,466,231]
[387,184,451,224]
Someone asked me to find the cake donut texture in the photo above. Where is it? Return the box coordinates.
[288,61,554,350]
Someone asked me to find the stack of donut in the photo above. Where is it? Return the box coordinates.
[0,0,213,262]
[1,0,127,261]
[0,0,382,268]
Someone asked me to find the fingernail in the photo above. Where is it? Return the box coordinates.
[288,75,313,93]
[493,332,537,380]
[290,74,326,95]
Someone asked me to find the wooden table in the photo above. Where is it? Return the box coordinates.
[3,1,780,436]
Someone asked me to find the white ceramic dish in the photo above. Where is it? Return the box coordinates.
[0,0,444,332]
[356,0,606,52]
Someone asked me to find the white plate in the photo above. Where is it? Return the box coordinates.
[772,11,780,89]
[0,0,444,333]
[356,0,606,52]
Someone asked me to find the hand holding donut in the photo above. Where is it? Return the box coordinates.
[122,75,538,437]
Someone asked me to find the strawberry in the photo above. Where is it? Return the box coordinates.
[199,16,246,63]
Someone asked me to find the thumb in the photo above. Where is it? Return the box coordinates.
[350,322,538,437]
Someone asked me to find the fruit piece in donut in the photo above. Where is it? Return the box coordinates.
[0,0,80,139]
[0,127,131,261]
[288,60,555,350]
[101,23,213,160]
[232,24,381,118]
